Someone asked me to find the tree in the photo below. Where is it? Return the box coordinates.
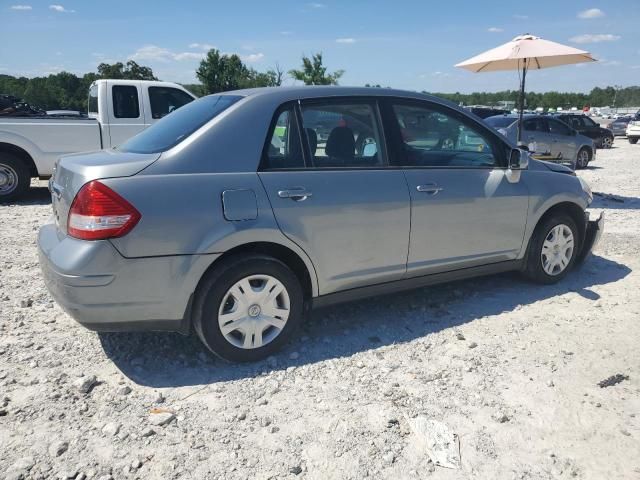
[196,49,284,93]
[97,61,157,81]
[196,49,252,94]
[289,53,344,85]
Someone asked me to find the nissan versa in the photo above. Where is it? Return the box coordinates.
[38,87,604,362]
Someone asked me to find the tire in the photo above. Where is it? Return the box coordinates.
[601,136,613,149]
[193,254,304,362]
[523,213,580,284]
[629,138,639,145]
[0,153,31,203]
[575,147,591,169]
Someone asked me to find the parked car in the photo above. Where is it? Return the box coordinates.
[38,87,603,362]
[0,80,195,201]
[606,115,635,136]
[463,106,509,119]
[485,114,595,169]
[554,113,614,149]
[627,116,640,144]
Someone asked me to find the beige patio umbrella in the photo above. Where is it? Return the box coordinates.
[455,34,596,145]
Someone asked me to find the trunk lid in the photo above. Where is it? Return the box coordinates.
[50,149,160,233]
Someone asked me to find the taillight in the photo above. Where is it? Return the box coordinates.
[67,181,141,240]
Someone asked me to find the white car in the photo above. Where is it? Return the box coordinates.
[627,116,640,144]
[0,79,195,201]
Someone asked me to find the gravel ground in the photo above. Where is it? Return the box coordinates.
[1,140,638,480]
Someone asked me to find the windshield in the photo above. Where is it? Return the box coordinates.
[484,116,517,128]
[118,95,242,154]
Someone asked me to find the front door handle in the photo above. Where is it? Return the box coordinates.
[278,188,313,201]
[416,183,443,195]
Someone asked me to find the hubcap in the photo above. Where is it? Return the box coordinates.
[0,164,18,194]
[218,274,290,349]
[603,137,612,148]
[541,224,575,276]
[579,150,589,166]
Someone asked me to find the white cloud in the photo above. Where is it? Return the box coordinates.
[578,8,605,19]
[10,5,32,10]
[602,60,621,67]
[336,38,356,44]
[307,2,325,8]
[242,53,264,63]
[174,52,206,61]
[49,4,74,13]
[129,45,205,63]
[487,27,503,33]
[631,65,640,70]
[513,14,528,19]
[188,43,215,51]
[569,33,620,44]
[280,31,292,36]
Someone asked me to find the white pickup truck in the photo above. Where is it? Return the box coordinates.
[0,79,195,201]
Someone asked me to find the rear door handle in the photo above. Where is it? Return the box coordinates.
[278,188,313,201]
[416,183,443,195]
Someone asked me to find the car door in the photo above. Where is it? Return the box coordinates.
[258,99,411,295]
[522,117,553,160]
[107,83,146,147]
[382,99,529,276]
[547,118,577,161]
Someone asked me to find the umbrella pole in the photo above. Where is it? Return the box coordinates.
[517,59,527,146]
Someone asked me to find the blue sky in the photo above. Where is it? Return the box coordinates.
[1,1,638,92]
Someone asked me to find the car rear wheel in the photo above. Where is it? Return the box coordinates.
[0,153,30,203]
[576,147,591,169]
[601,136,613,149]
[629,138,639,145]
[193,255,304,362]
[523,213,580,284]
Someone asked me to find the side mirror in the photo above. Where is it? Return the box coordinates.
[509,148,529,170]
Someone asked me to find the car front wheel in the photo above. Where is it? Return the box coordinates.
[193,255,304,362]
[601,136,613,149]
[523,213,580,284]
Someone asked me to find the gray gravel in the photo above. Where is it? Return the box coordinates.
[1,141,639,479]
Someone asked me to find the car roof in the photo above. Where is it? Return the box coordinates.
[212,85,460,107]
[486,113,540,119]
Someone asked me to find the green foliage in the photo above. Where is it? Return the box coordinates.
[427,87,640,110]
[196,49,281,94]
[289,53,344,85]
[96,60,157,81]
[0,61,158,111]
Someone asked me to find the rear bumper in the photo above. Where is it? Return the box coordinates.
[37,220,219,333]
[576,211,604,264]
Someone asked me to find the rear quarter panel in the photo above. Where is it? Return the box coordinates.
[104,172,319,295]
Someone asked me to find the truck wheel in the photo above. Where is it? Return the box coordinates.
[576,147,591,169]
[523,213,580,284]
[0,153,31,203]
[193,254,304,362]
[629,138,638,145]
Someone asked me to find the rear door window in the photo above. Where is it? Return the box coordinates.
[300,101,383,168]
[149,87,194,119]
[112,85,140,119]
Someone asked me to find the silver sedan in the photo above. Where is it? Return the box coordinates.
[39,87,603,362]
[485,114,596,169]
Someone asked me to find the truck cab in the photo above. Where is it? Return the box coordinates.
[88,80,195,147]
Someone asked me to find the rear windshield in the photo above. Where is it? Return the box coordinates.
[118,95,242,153]
[484,116,517,128]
